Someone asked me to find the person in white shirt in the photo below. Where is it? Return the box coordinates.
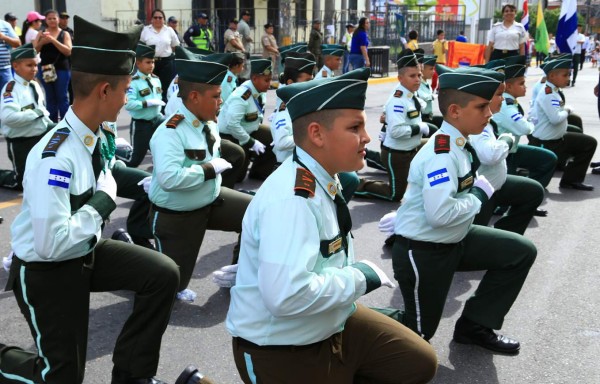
[571,24,585,86]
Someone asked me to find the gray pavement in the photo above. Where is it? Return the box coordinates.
[1,64,599,384]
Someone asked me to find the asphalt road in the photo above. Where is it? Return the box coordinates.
[1,64,599,384]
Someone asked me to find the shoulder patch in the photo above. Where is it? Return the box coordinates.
[166,114,185,129]
[322,70,328,77]
[434,134,451,154]
[241,89,252,101]
[278,102,287,112]
[294,167,316,198]
[5,80,15,93]
[227,76,232,83]
[132,75,140,80]
[505,98,515,105]
[394,89,403,98]
[545,86,552,94]
[42,127,71,158]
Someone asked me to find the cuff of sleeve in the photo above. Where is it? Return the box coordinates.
[470,187,489,204]
[86,191,117,220]
[410,125,421,136]
[498,136,514,150]
[242,137,255,148]
[142,100,148,108]
[353,262,381,294]
[201,163,216,180]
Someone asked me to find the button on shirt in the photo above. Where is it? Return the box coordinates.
[226,147,367,346]
[494,93,534,153]
[125,70,164,120]
[382,83,425,151]
[1,75,51,138]
[149,105,222,212]
[488,22,526,50]
[218,80,265,145]
[532,81,569,141]
[140,25,180,57]
[11,108,110,262]
[394,123,482,243]
[469,124,509,191]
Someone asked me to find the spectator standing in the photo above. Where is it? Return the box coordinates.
[571,24,585,86]
[308,19,324,68]
[167,16,183,44]
[431,29,447,90]
[261,23,279,80]
[456,30,468,42]
[34,9,71,123]
[22,11,44,45]
[349,17,370,69]
[140,8,180,103]
[183,13,213,51]
[4,13,20,38]
[581,33,590,69]
[58,12,73,38]
[238,10,253,81]
[0,15,21,90]
[485,4,526,61]
[224,19,244,54]
[548,33,556,55]
[407,30,419,50]
[341,23,355,73]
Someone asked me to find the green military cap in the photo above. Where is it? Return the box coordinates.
[541,55,572,74]
[284,52,316,74]
[10,43,36,62]
[483,59,506,72]
[504,55,527,79]
[175,53,228,85]
[280,43,308,63]
[436,64,505,100]
[413,48,425,63]
[203,52,233,66]
[71,16,141,75]
[276,67,371,121]
[174,46,201,60]
[422,55,437,66]
[321,44,345,57]
[250,58,273,76]
[396,49,419,68]
[135,43,155,59]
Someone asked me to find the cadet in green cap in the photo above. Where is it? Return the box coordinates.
[313,44,344,79]
[148,50,251,303]
[493,55,557,190]
[355,49,429,202]
[0,43,54,190]
[0,16,180,384]
[226,68,437,384]
[123,42,165,168]
[220,52,245,103]
[218,58,277,181]
[418,54,443,129]
[530,55,598,190]
[468,59,547,230]
[380,64,536,354]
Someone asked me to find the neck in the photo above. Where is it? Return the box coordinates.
[71,101,102,133]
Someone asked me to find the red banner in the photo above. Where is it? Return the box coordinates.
[446,41,486,68]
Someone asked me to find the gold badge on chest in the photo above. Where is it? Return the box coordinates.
[327,182,337,196]
[83,135,94,147]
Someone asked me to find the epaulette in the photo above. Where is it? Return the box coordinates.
[505,98,515,105]
[278,102,287,112]
[165,114,185,129]
[434,134,451,154]
[132,75,140,80]
[3,80,15,98]
[394,89,403,98]
[545,86,552,94]
[322,70,328,78]
[294,167,316,198]
[227,76,232,83]
[541,77,546,83]
[42,127,71,158]
[241,89,252,101]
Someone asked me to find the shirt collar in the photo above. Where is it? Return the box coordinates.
[179,103,207,128]
[13,74,31,86]
[137,69,151,79]
[63,107,100,155]
[439,121,469,150]
[295,146,339,201]
[242,79,261,99]
[397,83,414,99]
[546,80,559,91]
[502,92,516,102]
[227,69,238,80]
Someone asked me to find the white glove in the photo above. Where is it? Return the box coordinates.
[378,211,397,235]
[212,264,238,288]
[136,176,152,193]
[378,130,386,142]
[209,158,233,174]
[357,259,395,289]
[2,250,13,272]
[145,99,166,107]
[115,137,132,150]
[418,122,430,136]
[473,175,495,199]
[96,169,117,200]
[250,140,266,155]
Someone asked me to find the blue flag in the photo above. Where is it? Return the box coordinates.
[556,0,578,53]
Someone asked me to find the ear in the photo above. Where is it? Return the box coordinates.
[306,121,326,148]
[447,103,461,119]
[98,82,111,99]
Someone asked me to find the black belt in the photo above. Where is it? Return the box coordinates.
[396,235,457,251]
[422,113,433,121]
[151,203,202,215]
[154,55,174,61]
[493,49,518,54]
[234,336,323,351]
[381,145,417,154]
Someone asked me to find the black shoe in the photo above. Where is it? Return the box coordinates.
[175,365,211,384]
[559,182,594,191]
[111,228,134,243]
[533,208,548,217]
[0,216,3,224]
[592,167,600,175]
[453,316,520,355]
[384,235,395,248]
[590,162,600,168]
[112,367,169,384]
[130,236,156,250]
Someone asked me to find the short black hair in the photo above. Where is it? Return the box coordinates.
[437,30,444,36]
[178,79,216,101]
[438,89,477,116]
[408,30,418,40]
[292,109,341,144]
[71,71,129,99]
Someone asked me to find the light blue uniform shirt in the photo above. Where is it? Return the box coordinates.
[220,69,238,103]
[217,80,265,145]
[532,81,569,141]
[226,147,368,346]
[1,74,52,138]
[314,64,334,79]
[270,104,294,163]
[125,70,163,121]
[382,83,425,151]
[394,122,482,243]
[494,93,534,153]
[417,79,434,116]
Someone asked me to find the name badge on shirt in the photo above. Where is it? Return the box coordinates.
[21,103,35,111]
[245,112,259,122]
[139,88,151,97]
[157,87,163,95]
[320,234,343,258]
[457,172,474,193]
[407,110,420,119]
[184,149,206,161]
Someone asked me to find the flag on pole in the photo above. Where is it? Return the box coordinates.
[534,0,549,55]
[522,0,529,32]
[556,0,578,53]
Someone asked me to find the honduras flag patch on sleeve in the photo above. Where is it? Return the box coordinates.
[427,168,450,187]
[48,168,72,189]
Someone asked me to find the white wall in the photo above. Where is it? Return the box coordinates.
[4,0,37,28]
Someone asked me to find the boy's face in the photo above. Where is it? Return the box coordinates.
[137,58,155,75]
[12,59,38,81]
[321,109,370,174]
[438,33,445,41]
[548,68,570,88]
[422,64,434,80]
[251,74,272,93]
[230,62,244,75]
[193,85,222,122]
[105,77,132,122]
[489,83,505,114]
[325,55,342,71]
[398,66,422,93]
[506,77,526,98]
[454,94,493,137]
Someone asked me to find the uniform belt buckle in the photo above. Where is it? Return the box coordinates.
[502,50,508,54]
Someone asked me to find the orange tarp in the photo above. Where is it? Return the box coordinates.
[446,41,486,68]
